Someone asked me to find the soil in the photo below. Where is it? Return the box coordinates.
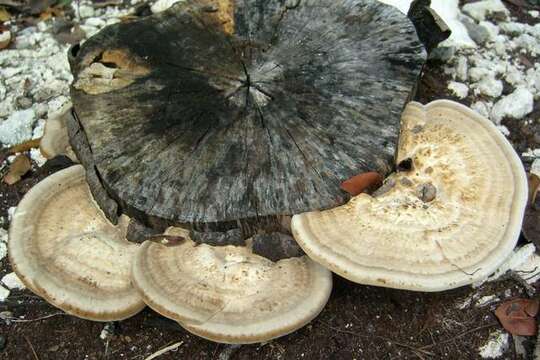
[0,1,539,359]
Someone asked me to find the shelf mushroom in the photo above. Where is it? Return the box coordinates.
[8,165,145,321]
[292,100,529,291]
[132,228,332,344]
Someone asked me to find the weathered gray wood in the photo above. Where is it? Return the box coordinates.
[68,0,428,240]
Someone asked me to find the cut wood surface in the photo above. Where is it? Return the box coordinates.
[69,0,427,235]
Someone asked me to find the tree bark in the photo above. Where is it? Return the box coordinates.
[68,0,429,243]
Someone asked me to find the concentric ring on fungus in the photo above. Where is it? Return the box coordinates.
[132,228,332,344]
[291,100,528,291]
[9,165,145,321]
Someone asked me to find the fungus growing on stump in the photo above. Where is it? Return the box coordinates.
[8,165,145,321]
[66,0,445,256]
[292,100,529,291]
[132,228,332,344]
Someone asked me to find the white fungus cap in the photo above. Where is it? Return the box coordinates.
[292,100,528,291]
[9,165,144,320]
[132,228,332,344]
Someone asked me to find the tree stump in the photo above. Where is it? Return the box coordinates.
[68,0,439,245]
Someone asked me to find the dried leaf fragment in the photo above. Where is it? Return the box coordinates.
[0,27,11,50]
[495,298,539,336]
[340,172,383,196]
[3,155,31,185]
[0,6,11,22]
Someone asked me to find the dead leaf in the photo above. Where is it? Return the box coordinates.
[3,154,31,185]
[495,298,539,336]
[0,6,11,21]
[9,138,41,153]
[0,28,11,50]
[341,172,383,196]
[523,173,540,246]
[39,5,63,21]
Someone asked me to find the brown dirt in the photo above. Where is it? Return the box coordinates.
[0,1,539,360]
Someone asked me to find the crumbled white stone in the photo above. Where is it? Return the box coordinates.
[491,88,534,123]
[530,10,539,18]
[0,109,36,146]
[471,101,492,118]
[515,33,540,55]
[0,285,9,302]
[30,148,47,167]
[462,0,509,22]
[505,65,525,86]
[151,0,185,13]
[469,66,492,82]
[473,76,503,98]
[85,17,107,28]
[0,30,10,46]
[479,21,499,42]
[499,22,528,36]
[479,331,509,359]
[456,56,468,81]
[7,207,16,222]
[0,243,6,262]
[489,244,540,284]
[475,295,499,307]
[77,5,95,19]
[1,273,25,290]
[448,81,469,99]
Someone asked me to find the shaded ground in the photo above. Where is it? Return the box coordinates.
[0,1,539,359]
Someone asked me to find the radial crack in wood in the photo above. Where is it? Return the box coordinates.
[69,0,427,241]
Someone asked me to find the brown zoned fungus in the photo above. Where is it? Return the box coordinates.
[292,100,529,291]
[8,165,145,321]
[132,228,332,344]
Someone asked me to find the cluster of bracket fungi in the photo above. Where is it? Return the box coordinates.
[8,0,529,344]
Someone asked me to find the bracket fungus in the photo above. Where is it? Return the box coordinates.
[66,0,447,251]
[292,100,529,291]
[8,165,145,321]
[132,228,332,344]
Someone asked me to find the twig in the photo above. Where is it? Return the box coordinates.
[144,341,183,360]
[9,312,66,323]
[419,323,498,350]
[317,320,434,357]
[23,334,39,360]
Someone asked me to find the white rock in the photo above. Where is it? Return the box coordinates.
[491,88,534,123]
[30,148,47,167]
[471,101,491,118]
[0,285,9,302]
[479,331,509,359]
[448,81,469,99]
[499,22,528,36]
[479,21,499,42]
[476,295,499,307]
[489,244,540,284]
[78,5,95,18]
[151,0,185,13]
[456,56,468,81]
[7,207,16,222]
[85,17,107,28]
[0,30,10,47]
[473,76,503,98]
[1,273,25,290]
[462,0,509,22]
[0,109,36,146]
[530,10,539,18]
[505,66,525,86]
[0,242,6,262]
[469,67,492,82]
[515,33,540,55]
